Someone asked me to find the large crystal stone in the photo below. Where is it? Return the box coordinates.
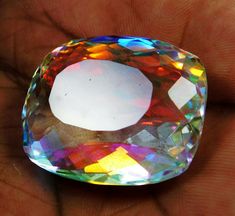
[22,36,207,185]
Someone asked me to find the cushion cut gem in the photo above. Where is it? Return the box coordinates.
[22,36,207,185]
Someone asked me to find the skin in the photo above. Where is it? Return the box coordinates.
[0,0,235,215]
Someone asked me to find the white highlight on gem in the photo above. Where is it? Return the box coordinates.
[182,126,190,134]
[168,77,197,109]
[49,60,153,131]
[31,141,43,157]
[52,46,63,53]
[30,158,58,173]
[127,129,157,144]
[113,164,150,182]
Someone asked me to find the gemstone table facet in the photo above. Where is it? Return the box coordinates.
[22,36,207,185]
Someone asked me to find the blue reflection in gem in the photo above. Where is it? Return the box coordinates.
[22,120,29,145]
[90,36,119,43]
[118,37,155,51]
[22,106,27,118]
[31,141,44,158]
[200,87,207,96]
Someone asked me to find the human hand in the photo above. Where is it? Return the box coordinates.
[0,0,235,215]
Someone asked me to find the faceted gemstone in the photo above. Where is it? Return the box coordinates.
[22,36,207,185]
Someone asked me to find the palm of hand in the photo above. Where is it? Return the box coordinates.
[0,1,235,215]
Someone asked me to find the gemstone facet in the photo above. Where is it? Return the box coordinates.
[22,36,207,185]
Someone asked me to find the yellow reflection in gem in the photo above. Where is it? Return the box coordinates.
[89,50,111,58]
[190,67,204,77]
[65,40,82,47]
[172,62,183,70]
[84,163,107,173]
[87,180,114,185]
[168,146,184,157]
[87,44,107,52]
[60,50,70,54]
[84,147,138,174]
[178,52,186,59]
